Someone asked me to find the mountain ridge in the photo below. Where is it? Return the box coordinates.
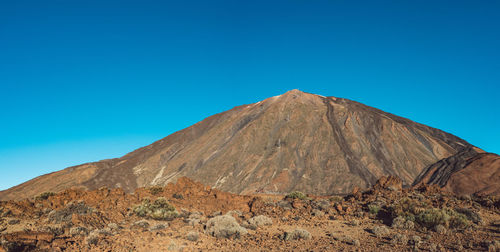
[0,90,483,200]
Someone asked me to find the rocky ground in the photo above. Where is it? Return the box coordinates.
[0,177,499,251]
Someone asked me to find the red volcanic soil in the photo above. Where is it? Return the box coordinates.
[1,177,499,251]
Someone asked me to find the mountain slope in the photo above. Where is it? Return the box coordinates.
[413,148,500,195]
[0,90,475,200]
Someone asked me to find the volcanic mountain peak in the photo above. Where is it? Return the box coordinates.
[0,90,485,201]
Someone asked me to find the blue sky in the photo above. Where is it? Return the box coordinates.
[0,0,499,190]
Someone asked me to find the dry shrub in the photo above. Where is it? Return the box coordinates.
[133,197,178,221]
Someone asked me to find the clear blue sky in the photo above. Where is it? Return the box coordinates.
[0,0,499,190]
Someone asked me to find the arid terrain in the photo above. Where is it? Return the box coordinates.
[1,90,495,201]
[1,90,499,251]
[1,176,499,251]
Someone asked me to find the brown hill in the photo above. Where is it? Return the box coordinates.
[413,148,500,196]
[0,90,476,200]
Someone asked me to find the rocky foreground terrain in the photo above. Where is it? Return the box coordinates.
[1,177,499,251]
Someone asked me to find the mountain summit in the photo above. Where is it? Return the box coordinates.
[0,90,482,200]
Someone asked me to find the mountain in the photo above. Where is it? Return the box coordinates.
[0,90,478,200]
[413,148,500,195]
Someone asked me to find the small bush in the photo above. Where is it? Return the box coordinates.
[148,186,164,195]
[133,197,179,221]
[350,219,360,226]
[434,224,446,234]
[247,215,272,227]
[186,231,199,241]
[35,192,55,201]
[389,197,428,221]
[69,226,89,236]
[85,232,99,246]
[312,209,325,217]
[150,224,167,231]
[409,235,422,247]
[107,223,121,231]
[285,191,308,200]
[368,204,380,215]
[455,208,482,224]
[392,216,414,230]
[416,208,469,230]
[48,201,93,224]
[389,197,470,230]
[172,193,184,200]
[391,233,408,245]
[329,196,344,202]
[371,225,389,238]
[416,208,449,229]
[205,215,248,239]
[186,212,204,226]
[282,229,311,240]
[132,220,150,229]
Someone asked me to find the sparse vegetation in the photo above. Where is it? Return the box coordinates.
[312,209,325,217]
[133,198,179,221]
[205,215,247,239]
[391,233,408,245]
[186,231,199,241]
[282,229,311,240]
[34,192,55,201]
[416,208,470,230]
[48,201,93,224]
[409,235,421,247]
[150,224,167,231]
[285,191,308,200]
[132,220,150,229]
[371,225,389,238]
[434,224,446,234]
[85,231,99,246]
[172,193,184,199]
[329,196,344,202]
[388,197,470,230]
[368,204,380,215]
[392,216,414,230]
[148,186,164,195]
[244,215,272,230]
[455,207,482,224]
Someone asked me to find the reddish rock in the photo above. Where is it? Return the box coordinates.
[373,176,403,192]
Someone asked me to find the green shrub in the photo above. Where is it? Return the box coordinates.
[415,208,470,230]
[368,204,381,215]
[285,191,308,200]
[329,196,344,202]
[148,186,164,195]
[35,192,55,201]
[389,197,429,221]
[133,197,178,221]
[416,208,450,228]
[388,197,470,230]
[172,193,184,199]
